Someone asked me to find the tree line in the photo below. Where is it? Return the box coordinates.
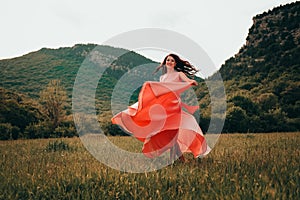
[0,80,76,140]
[1,78,299,140]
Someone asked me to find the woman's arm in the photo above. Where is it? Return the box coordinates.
[178,72,198,85]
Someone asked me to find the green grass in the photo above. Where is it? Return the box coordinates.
[0,133,299,199]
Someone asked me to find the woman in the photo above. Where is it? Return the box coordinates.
[111,53,210,163]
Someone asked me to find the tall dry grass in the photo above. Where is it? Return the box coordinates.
[0,133,299,199]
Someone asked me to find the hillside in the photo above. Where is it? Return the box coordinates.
[0,44,158,138]
[0,44,155,98]
[209,1,300,132]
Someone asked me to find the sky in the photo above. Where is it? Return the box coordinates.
[0,0,297,73]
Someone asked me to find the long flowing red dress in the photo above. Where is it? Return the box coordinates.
[111,71,211,158]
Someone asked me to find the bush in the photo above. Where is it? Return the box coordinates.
[223,106,248,133]
[46,140,70,152]
[54,126,77,138]
[24,122,52,139]
[0,123,20,140]
[11,126,20,140]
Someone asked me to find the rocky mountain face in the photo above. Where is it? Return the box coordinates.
[207,1,300,132]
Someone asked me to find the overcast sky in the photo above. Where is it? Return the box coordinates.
[0,0,296,70]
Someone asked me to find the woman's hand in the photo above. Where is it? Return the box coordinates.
[190,80,198,86]
[179,72,198,86]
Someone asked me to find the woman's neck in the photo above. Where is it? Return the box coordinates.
[166,66,175,73]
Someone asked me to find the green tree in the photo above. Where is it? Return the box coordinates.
[256,93,278,111]
[229,95,260,116]
[0,123,20,140]
[224,106,248,133]
[259,108,288,132]
[39,80,67,132]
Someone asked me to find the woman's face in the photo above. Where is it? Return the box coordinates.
[165,56,176,68]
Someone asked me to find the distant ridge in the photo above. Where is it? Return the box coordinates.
[0,44,155,98]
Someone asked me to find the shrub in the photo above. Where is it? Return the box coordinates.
[45,140,70,152]
[54,126,77,138]
[0,123,20,140]
[24,122,52,139]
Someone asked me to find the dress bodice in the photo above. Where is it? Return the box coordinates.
[160,71,182,83]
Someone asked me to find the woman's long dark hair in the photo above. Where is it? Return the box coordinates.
[154,54,199,76]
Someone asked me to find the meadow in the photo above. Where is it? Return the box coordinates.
[0,133,299,199]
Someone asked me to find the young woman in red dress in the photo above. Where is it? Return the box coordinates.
[112,53,211,163]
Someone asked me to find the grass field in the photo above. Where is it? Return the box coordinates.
[0,133,299,199]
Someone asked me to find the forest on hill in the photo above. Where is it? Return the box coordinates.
[210,1,300,132]
[0,45,156,139]
[0,1,299,139]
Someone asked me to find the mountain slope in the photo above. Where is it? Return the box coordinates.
[0,44,155,98]
[220,1,299,81]
[209,1,300,132]
[0,44,159,137]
